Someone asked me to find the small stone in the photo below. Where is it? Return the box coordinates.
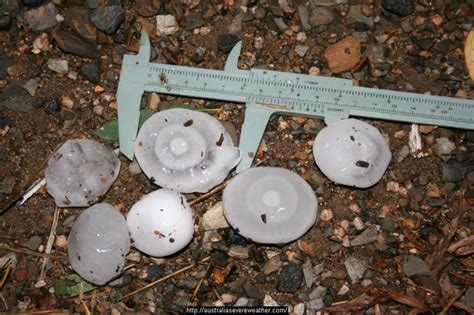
[293,303,305,315]
[55,235,67,248]
[227,14,242,34]
[395,145,410,163]
[426,184,441,198]
[243,281,263,300]
[386,181,399,193]
[403,256,431,277]
[221,293,236,304]
[31,33,50,54]
[297,5,311,31]
[323,36,361,74]
[63,6,97,42]
[309,286,327,300]
[313,263,324,275]
[61,96,74,110]
[463,287,474,308]
[20,78,39,96]
[347,5,373,28]
[24,235,42,251]
[273,17,287,31]
[303,268,315,288]
[156,15,179,36]
[234,297,249,307]
[126,251,141,263]
[440,161,467,183]
[351,225,378,246]
[52,30,100,59]
[228,245,249,259]
[435,138,455,160]
[307,299,324,310]
[147,264,165,280]
[81,60,101,84]
[47,58,68,74]
[91,6,125,34]
[296,32,307,43]
[217,34,240,54]
[320,209,333,222]
[344,256,367,283]
[309,7,335,26]
[353,217,365,230]
[147,93,160,111]
[202,202,229,231]
[295,45,309,57]
[278,263,303,293]
[263,256,282,275]
[263,295,278,307]
[22,2,57,31]
[86,0,100,9]
[135,0,157,17]
[210,250,227,267]
[381,0,414,16]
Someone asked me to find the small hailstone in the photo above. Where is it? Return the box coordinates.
[45,139,120,207]
[127,189,194,257]
[68,203,130,285]
[134,108,241,193]
[313,119,392,188]
[222,167,318,244]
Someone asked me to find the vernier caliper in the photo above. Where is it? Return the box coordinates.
[117,32,474,173]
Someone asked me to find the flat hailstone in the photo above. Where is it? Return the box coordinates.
[127,189,194,257]
[45,139,120,207]
[134,108,241,193]
[68,203,130,285]
[223,167,318,244]
[313,118,391,188]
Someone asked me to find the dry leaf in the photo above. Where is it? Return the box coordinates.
[465,30,474,81]
[386,290,429,312]
[325,293,378,312]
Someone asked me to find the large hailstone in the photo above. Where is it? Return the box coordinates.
[68,203,130,285]
[45,139,120,207]
[134,108,241,193]
[312,118,391,188]
[223,167,318,244]
[127,189,194,257]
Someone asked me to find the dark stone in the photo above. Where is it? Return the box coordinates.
[124,299,137,309]
[21,0,42,7]
[381,0,414,16]
[0,84,27,102]
[249,246,265,263]
[354,22,370,31]
[227,277,247,294]
[63,6,97,42]
[147,264,166,281]
[241,12,253,22]
[2,95,33,112]
[217,34,240,53]
[247,298,263,307]
[412,275,441,292]
[52,30,100,59]
[243,281,263,300]
[381,216,395,232]
[433,39,453,54]
[135,0,156,17]
[32,98,45,108]
[46,99,60,112]
[277,263,303,293]
[186,11,204,31]
[255,273,266,284]
[210,250,228,267]
[440,160,468,183]
[81,60,101,84]
[0,14,11,30]
[91,6,125,35]
[0,116,14,129]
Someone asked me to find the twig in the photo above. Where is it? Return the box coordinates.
[191,263,212,301]
[453,301,474,314]
[120,256,210,301]
[439,288,466,315]
[39,207,60,283]
[0,293,7,310]
[0,244,66,260]
[189,181,229,206]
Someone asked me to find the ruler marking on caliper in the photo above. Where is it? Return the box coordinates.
[117,32,474,172]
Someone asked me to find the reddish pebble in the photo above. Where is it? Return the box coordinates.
[13,268,29,282]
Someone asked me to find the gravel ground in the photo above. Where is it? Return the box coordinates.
[0,0,473,313]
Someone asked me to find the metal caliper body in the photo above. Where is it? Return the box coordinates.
[117,32,474,173]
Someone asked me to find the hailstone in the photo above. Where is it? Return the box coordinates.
[127,189,194,257]
[45,139,120,207]
[68,203,130,285]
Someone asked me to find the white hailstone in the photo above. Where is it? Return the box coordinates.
[313,119,391,188]
[68,203,130,285]
[127,189,194,257]
[45,139,120,207]
[134,108,241,193]
[223,167,318,244]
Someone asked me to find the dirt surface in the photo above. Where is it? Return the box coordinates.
[0,0,473,313]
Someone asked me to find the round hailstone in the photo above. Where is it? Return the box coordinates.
[134,108,241,193]
[222,167,318,244]
[312,118,391,188]
[127,189,194,257]
[68,203,130,285]
[45,139,120,207]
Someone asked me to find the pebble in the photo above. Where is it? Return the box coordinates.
[91,6,125,34]
[435,137,455,160]
[156,15,179,36]
[463,287,474,307]
[243,281,263,300]
[308,7,334,27]
[403,255,431,277]
[297,5,311,31]
[234,297,249,307]
[55,235,67,248]
[217,34,240,53]
[381,0,414,16]
[309,285,327,300]
[351,225,378,246]
[86,0,100,9]
[147,264,165,280]
[440,161,467,183]
[263,256,282,275]
[303,268,315,288]
[52,30,100,59]
[353,217,365,230]
[263,295,278,307]
[278,263,303,293]
[273,17,287,31]
[307,299,324,310]
[293,303,305,315]
[81,60,101,84]
[228,245,249,259]
[320,209,333,222]
[295,45,309,57]
[24,235,42,251]
[323,36,361,74]
[202,202,229,230]
[20,78,39,96]
[61,96,74,110]
[344,256,367,283]
[395,145,410,163]
[210,250,227,267]
[22,2,57,31]
[63,6,97,42]
[347,5,373,28]
[135,0,156,17]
